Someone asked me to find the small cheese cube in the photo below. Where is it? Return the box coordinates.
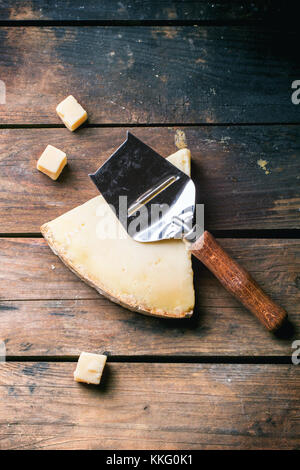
[37,145,67,180]
[56,95,88,131]
[74,352,107,385]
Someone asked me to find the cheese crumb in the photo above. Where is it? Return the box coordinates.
[175,129,187,149]
[74,352,107,385]
[37,145,67,180]
[257,159,270,175]
[56,95,88,131]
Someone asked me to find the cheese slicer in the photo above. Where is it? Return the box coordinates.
[90,132,287,331]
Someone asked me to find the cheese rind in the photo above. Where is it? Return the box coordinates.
[56,95,88,131]
[74,352,107,384]
[37,145,67,180]
[41,151,195,318]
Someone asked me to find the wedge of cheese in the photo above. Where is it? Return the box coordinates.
[41,148,194,318]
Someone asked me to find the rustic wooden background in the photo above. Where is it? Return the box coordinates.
[0,1,299,450]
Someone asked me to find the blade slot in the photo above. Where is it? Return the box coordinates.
[127,175,179,217]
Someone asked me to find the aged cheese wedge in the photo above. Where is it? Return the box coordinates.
[41,149,194,318]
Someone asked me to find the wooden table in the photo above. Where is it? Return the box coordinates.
[0,1,299,450]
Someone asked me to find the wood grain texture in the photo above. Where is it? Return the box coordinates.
[0,5,298,451]
[0,1,284,22]
[0,26,299,124]
[0,238,298,356]
[0,126,299,233]
[0,362,298,450]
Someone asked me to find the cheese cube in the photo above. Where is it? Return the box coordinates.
[37,145,67,180]
[74,352,107,385]
[56,95,88,131]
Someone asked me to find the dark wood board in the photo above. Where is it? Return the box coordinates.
[0,126,299,233]
[0,1,284,22]
[0,26,299,124]
[0,238,298,356]
[0,362,299,450]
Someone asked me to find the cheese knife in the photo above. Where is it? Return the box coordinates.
[90,132,287,331]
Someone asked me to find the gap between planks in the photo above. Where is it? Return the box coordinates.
[1,122,300,129]
[4,355,294,364]
[1,230,300,239]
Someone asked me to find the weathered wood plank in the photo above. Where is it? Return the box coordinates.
[0,362,298,450]
[0,127,299,233]
[0,27,298,124]
[0,1,283,22]
[0,238,298,356]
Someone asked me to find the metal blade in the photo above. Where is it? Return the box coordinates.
[89,132,195,242]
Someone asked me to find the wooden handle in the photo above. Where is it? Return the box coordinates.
[190,231,287,331]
